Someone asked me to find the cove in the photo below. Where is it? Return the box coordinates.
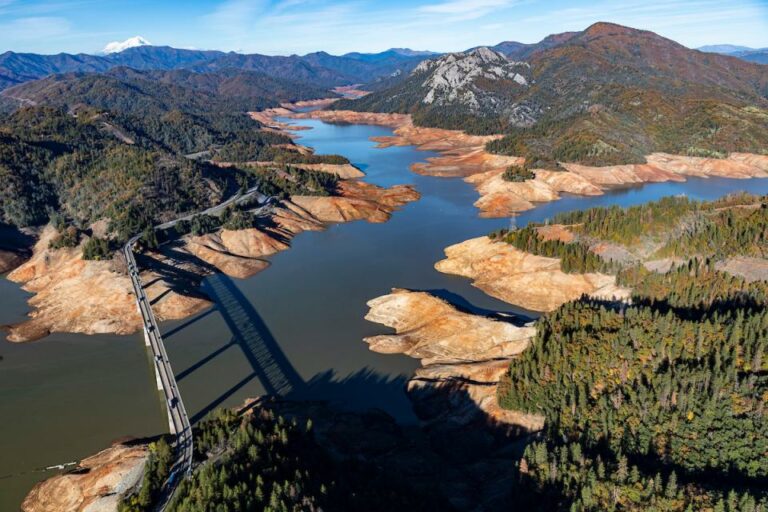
[2,117,768,509]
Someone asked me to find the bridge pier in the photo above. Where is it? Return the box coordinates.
[166,398,177,435]
[142,326,163,391]
[121,186,269,500]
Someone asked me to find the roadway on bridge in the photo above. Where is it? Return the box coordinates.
[122,186,271,503]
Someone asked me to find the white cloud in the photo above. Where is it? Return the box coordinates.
[0,16,71,40]
[419,0,515,15]
[206,0,267,31]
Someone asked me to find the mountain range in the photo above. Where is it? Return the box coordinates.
[337,22,768,168]
[0,45,430,92]
[1,22,766,173]
[698,44,768,64]
[4,33,765,96]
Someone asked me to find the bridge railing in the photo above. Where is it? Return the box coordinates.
[122,187,272,506]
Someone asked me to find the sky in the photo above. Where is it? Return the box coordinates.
[0,0,767,56]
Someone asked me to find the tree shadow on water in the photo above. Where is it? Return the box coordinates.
[420,288,536,325]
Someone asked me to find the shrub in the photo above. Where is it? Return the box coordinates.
[81,236,111,260]
[49,225,79,250]
[501,165,535,182]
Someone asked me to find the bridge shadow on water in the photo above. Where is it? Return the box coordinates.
[182,272,414,424]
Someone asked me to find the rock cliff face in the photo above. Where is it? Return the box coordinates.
[412,48,532,118]
[21,444,148,512]
[434,236,630,311]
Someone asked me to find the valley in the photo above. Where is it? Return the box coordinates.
[6,110,768,511]
[0,16,766,512]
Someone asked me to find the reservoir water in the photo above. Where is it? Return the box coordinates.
[3,117,768,509]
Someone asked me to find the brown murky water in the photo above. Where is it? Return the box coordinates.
[3,118,768,509]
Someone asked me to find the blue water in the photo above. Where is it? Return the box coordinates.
[2,118,768,509]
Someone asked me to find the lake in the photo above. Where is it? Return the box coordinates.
[2,117,768,509]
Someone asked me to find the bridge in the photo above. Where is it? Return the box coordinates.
[125,237,194,476]
[123,185,271,505]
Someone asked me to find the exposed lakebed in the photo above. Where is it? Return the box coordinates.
[3,118,768,509]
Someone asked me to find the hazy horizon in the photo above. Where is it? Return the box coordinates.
[0,0,767,56]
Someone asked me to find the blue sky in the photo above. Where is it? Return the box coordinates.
[1,0,767,55]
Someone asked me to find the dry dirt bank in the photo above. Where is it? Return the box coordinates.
[259,107,768,218]
[434,236,630,312]
[21,444,148,512]
[5,181,418,342]
[364,288,544,434]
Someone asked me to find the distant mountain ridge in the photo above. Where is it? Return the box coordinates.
[698,44,754,54]
[0,45,432,92]
[698,44,768,65]
[1,67,331,114]
[0,46,225,90]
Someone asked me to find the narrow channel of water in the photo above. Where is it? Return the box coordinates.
[2,118,768,509]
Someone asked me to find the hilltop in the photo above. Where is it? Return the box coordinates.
[335,22,768,168]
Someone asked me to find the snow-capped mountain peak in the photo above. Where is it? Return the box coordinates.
[102,36,151,54]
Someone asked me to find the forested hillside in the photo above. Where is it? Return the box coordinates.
[495,195,768,510]
[336,22,768,169]
[120,407,441,512]
[0,67,349,243]
[0,106,237,235]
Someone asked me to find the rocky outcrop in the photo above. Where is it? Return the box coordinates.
[535,224,575,243]
[465,168,602,218]
[563,152,768,185]
[411,48,532,115]
[21,443,148,512]
[4,224,220,342]
[364,289,534,365]
[5,226,144,342]
[249,107,300,132]
[364,288,543,438]
[183,183,417,280]
[434,236,630,311]
[292,181,419,224]
[184,232,272,280]
[465,152,768,218]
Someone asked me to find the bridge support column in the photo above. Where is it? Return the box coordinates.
[143,328,163,391]
[167,407,176,435]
